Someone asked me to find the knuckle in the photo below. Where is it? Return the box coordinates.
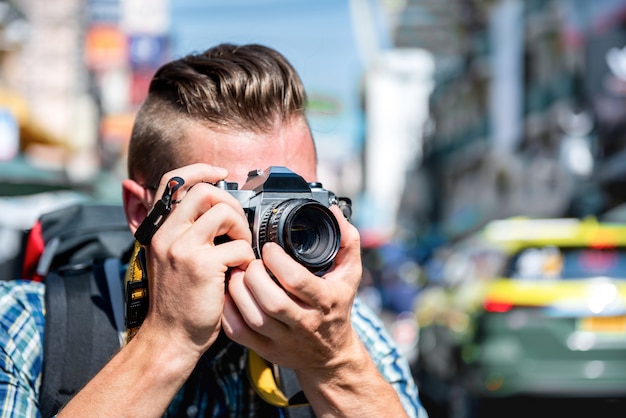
[263,300,288,318]
[346,224,361,246]
[186,181,212,198]
[246,315,267,331]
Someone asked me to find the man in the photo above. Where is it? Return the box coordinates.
[0,43,427,417]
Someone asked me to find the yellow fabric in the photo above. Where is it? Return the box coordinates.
[247,350,291,407]
[124,241,146,344]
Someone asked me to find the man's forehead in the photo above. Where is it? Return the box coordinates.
[183,121,317,185]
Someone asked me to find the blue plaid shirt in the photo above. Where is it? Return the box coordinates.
[0,279,427,417]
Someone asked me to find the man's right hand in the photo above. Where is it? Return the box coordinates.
[58,164,257,418]
[139,163,257,356]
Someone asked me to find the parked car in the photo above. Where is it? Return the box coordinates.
[414,217,626,417]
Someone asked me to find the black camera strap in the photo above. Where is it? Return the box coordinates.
[127,177,184,339]
[135,176,184,245]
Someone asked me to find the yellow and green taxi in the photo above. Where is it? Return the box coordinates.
[415,217,626,410]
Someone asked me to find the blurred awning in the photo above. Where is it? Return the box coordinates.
[0,87,66,151]
[0,156,76,196]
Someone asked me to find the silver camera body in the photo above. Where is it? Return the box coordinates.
[216,166,351,273]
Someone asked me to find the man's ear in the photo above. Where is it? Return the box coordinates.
[122,179,150,235]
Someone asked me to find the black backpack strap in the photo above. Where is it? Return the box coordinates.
[277,366,315,418]
[40,261,121,418]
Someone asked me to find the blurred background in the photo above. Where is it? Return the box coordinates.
[2,0,626,417]
[3,0,626,243]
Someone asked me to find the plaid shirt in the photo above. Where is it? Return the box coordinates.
[0,279,427,417]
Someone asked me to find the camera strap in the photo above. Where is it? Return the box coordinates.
[126,176,184,341]
[135,176,185,245]
[247,350,309,409]
[124,241,148,342]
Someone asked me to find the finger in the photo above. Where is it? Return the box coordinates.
[160,194,256,274]
[185,202,253,249]
[326,204,362,279]
[227,260,292,333]
[172,182,250,233]
[222,268,275,348]
[152,163,229,203]
[260,242,323,307]
[153,183,248,246]
[330,204,360,251]
[222,291,247,340]
[260,205,362,303]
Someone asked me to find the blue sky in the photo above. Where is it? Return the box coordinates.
[170,0,361,91]
[169,0,391,157]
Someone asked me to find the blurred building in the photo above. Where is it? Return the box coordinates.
[2,0,373,205]
[0,0,94,195]
[0,0,169,201]
[5,0,626,241]
[388,0,626,247]
[361,47,435,241]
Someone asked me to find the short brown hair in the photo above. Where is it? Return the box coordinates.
[127,43,309,186]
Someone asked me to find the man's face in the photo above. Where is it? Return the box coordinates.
[183,118,317,187]
[122,117,319,235]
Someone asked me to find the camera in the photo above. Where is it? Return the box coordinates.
[215,166,351,273]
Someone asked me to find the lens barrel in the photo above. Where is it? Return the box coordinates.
[259,199,340,272]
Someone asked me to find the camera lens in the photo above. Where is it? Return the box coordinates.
[259,199,340,273]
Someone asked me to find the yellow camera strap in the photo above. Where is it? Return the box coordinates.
[247,350,309,408]
[247,350,290,406]
[124,241,148,344]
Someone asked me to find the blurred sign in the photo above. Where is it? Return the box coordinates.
[128,35,169,70]
[130,70,154,106]
[99,69,130,114]
[84,25,128,70]
[0,109,19,161]
[100,113,135,145]
[87,0,121,24]
[121,0,169,35]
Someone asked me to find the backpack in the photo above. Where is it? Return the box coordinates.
[20,202,313,418]
[20,203,134,417]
